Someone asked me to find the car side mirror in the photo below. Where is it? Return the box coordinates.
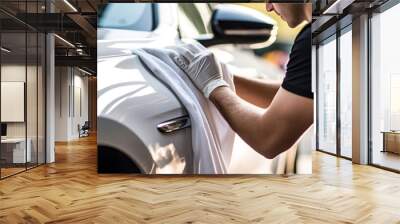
[196,4,277,48]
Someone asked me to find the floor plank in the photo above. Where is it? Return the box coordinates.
[0,135,399,223]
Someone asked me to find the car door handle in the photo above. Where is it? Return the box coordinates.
[157,116,191,133]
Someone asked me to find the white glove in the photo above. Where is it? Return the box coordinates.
[173,44,228,98]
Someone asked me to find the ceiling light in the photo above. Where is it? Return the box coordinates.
[1,47,11,53]
[322,0,354,15]
[78,67,92,76]
[54,34,75,48]
[63,0,78,12]
[76,48,86,55]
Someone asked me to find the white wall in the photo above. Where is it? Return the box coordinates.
[55,66,69,141]
[55,67,89,141]
[1,65,26,151]
[1,65,35,138]
[1,65,25,132]
[73,73,89,138]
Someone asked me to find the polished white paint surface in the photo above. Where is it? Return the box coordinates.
[97,54,192,173]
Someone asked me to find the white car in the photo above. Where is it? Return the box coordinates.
[97,3,295,174]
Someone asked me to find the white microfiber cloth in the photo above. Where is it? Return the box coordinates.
[132,43,235,174]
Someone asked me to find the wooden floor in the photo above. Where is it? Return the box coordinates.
[1,163,43,178]
[1,135,400,223]
[372,150,400,171]
[1,167,26,178]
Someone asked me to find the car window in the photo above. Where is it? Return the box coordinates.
[98,3,154,31]
[177,3,212,38]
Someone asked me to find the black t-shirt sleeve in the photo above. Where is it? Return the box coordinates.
[281,24,313,99]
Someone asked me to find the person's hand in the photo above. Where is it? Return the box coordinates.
[172,44,228,98]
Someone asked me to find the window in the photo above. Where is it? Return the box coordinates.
[98,3,155,31]
[0,1,46,179]
[316,27,353,159]
[317,37,337,154]
[339,28,352,158]
[370,2,400,171]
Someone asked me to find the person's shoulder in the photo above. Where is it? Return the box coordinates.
[292,23,311,51]
[295,23,311,42]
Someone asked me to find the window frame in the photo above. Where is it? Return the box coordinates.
[0,0,47,180]
[314,0,400,173]
[314,21,353,161]
[367,0,400,173]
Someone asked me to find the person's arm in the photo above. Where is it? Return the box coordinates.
[210,86,313,159]
[234,75,281,108]
[171,44,313,159]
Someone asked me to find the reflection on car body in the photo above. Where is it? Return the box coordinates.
[97,3,290,174]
